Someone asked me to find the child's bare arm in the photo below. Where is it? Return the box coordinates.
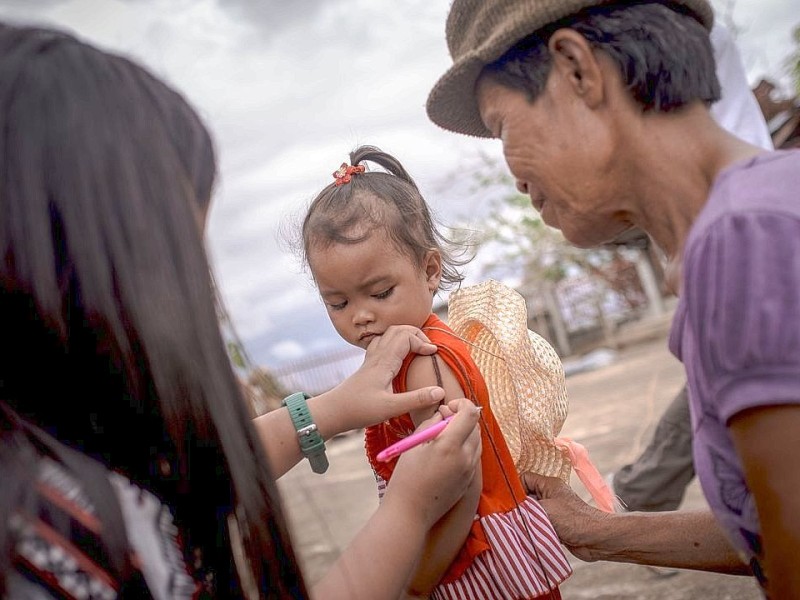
[407,354,465,427]
[404,355,481,596]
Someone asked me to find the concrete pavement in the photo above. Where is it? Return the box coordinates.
[277,337,762,598]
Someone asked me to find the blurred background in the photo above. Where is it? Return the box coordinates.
[0,0,796,409]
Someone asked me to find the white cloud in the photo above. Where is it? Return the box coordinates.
[711,0,796,89]
[268,339,306,362]
[0,0,795,367]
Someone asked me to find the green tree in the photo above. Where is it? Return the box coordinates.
[227,340,247,370]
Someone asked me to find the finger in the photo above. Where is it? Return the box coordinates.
[451,397,476,412]
[523,473,564,498]
[384,324,433,344]
[445,399,462,413]
[523,472,545,496]
[439,401,481,444]
[438,404,455,419]
[391,386,446,412]
[406,329,437,356]
[379,324,434,347]
[414,409,445,432]
[366,327,437,371]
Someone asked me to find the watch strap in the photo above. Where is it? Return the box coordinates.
[282,392,329,474]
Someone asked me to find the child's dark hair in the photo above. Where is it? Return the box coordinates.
[302,145,470,289]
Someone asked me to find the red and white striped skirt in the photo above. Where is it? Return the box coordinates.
[431,497,571,600]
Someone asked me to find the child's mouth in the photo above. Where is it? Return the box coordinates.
[359,332,378,342]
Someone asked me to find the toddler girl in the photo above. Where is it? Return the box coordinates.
[301,145,571,599]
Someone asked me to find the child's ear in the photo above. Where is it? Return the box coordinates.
[424,250,442,292]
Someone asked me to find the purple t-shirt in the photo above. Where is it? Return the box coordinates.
[669,150,800,586]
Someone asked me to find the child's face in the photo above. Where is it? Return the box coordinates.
[309,229,441,350]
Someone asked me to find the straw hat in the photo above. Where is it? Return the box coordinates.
[426,0,714,138]
[448,279,571,481]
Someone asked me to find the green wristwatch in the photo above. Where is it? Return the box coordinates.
[282,392,329,474]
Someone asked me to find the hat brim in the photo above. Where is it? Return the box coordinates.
[427,53,494,138]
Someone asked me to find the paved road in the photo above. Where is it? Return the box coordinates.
[277,337,762,598]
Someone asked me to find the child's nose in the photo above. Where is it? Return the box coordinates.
[353,306,375,326]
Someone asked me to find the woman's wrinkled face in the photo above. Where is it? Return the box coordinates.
[476,73,631,248]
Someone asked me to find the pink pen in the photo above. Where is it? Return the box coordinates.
[376,415,455,462]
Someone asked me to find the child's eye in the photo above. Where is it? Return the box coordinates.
[373,287,394,300]
[327,300,347,311]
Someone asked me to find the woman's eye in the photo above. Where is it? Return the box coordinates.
[373,287,394,300]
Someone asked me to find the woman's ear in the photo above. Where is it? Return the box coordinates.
[424,250,442,292]
[547,28,605,109]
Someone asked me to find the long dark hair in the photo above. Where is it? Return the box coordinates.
[0,24,305,597]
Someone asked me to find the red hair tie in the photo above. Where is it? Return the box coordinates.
[333,163,365,186]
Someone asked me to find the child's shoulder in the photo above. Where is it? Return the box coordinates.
[420,313,465,349]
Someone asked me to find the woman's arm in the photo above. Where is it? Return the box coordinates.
[403,356,481,596]
[254,326,445,478]
[730,404,800,597]
[524,473,750,575]
[313,400,482,600]
[406,467,482,598]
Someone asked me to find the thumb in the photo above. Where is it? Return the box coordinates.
[391,386,446,413]
[438,400,481,443]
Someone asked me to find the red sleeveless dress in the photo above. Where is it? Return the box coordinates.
[365,314,571,599]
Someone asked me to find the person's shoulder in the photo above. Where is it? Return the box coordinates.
[421,313,452,339]
[713,150,800,202]
[694,151,800,238]
[716,147,797,184]
[421,313,469,352]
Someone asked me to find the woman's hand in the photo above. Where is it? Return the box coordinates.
[313,398,481,600]
[525,473,750,574]
[321,325,446,434]
[386,398,482,530]
[405,401,484,596]
[523,473,610,562]
[255,325,443,479]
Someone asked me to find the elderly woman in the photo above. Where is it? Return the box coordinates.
[426,0,800,597]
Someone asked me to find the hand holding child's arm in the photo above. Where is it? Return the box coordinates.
[254,325,444,478]
[524,473,749,574]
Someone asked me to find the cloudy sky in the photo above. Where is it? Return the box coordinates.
[0,0,795,368]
